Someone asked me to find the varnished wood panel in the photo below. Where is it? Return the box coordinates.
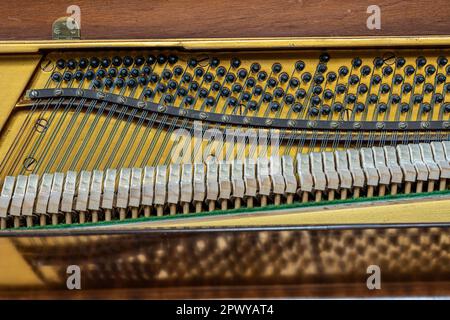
[0,0,449,40]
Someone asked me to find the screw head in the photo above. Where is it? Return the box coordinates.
[398,122,407,129]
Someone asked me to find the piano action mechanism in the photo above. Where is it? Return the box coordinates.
[0,37,449,230]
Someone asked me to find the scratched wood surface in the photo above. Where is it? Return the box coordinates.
[0,0,449,40]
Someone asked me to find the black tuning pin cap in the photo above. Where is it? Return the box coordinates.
[85,70,95,80]
[319,53,330,63]
[168,55,178,65]
[238,69,248,79]
[90,57,100,68]
[51,72,62,82]
[251,62,261,73]
[63,71,73,81]
[185,95,195,106]
[67,59,77,69]
[339,66,349,77]
[92,79,102,88]
[56,59,66,69]
[267,78,277,88]
[292,103,303,112]
[289,77,300,88]
[146,55,156,65]
[312,86,322,95]
[444,103,450,113]
[374,57,384,68]
[321,105,331,115]
[416,56,427,68]
[332,102,343,113]
[164,94,174,104]
[377,103,387,113]
[228,97,238,107]
[424,83,434,94]
[123,56,134,67]
[369,94,378,104]
[248,100,258,111]
[405,65,415,76]
[382,66,393,76]
[436,73,446,84]
[246,77,256,88]
[204,96,214,106]
[336,84,346,95]
[262,93,273,103]
[323,89,334,100]
[352,57,362,68]
[402,83,412,93]
[74,71,84,81]
[157,54,167,65]
[78,58,88,69]
[422,103,431,113]
[199,88,208,98]
[438,56,448,67]
[309,107,320,116]
[270,101,281,112]
[349,75,359,85]
[274,87,284,98]
[393,74,403,84]
[188,58,198,68]
[143,89,153,98]
[112,56,122,66]
[361,66,371,76]
[317,64,327,73]
[295,61,305,72]
[358,84,368,94]
[210,57,220,68]
[355,103,365,112]
[231,58,241,69]
[400,103,410,113]
[413,94,423,104]
[425,65,436,75]
[271,63,282,73]
[284,94,294,105]
[396,57,406,68]
[434,93,444,103]
[127,78,137,88]
[104,78,114,88]
[279,72,289,83]
[391,95,401,104]
[380,84,390,94]
[371,75,382,85]
[346,94,356,104]
[258,71,268,81]
[242,92,251,101]
[415,74,425,84]
[135,56,145,66]
[194,68,204,78]
[217,67,226,77]
[327,72,337,82]
[296,88,306,99]
[301,72,311,83]
[311,96,321,106]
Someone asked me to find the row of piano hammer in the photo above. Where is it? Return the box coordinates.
[0,141,449,228]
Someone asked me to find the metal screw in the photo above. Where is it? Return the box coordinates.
[353,122,361,129]
[398,122,407,129]
[376,122,385,129]
[137,101,145,109]
[421,122,430,129]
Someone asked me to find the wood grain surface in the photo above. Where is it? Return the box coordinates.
[0,0,449,40]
